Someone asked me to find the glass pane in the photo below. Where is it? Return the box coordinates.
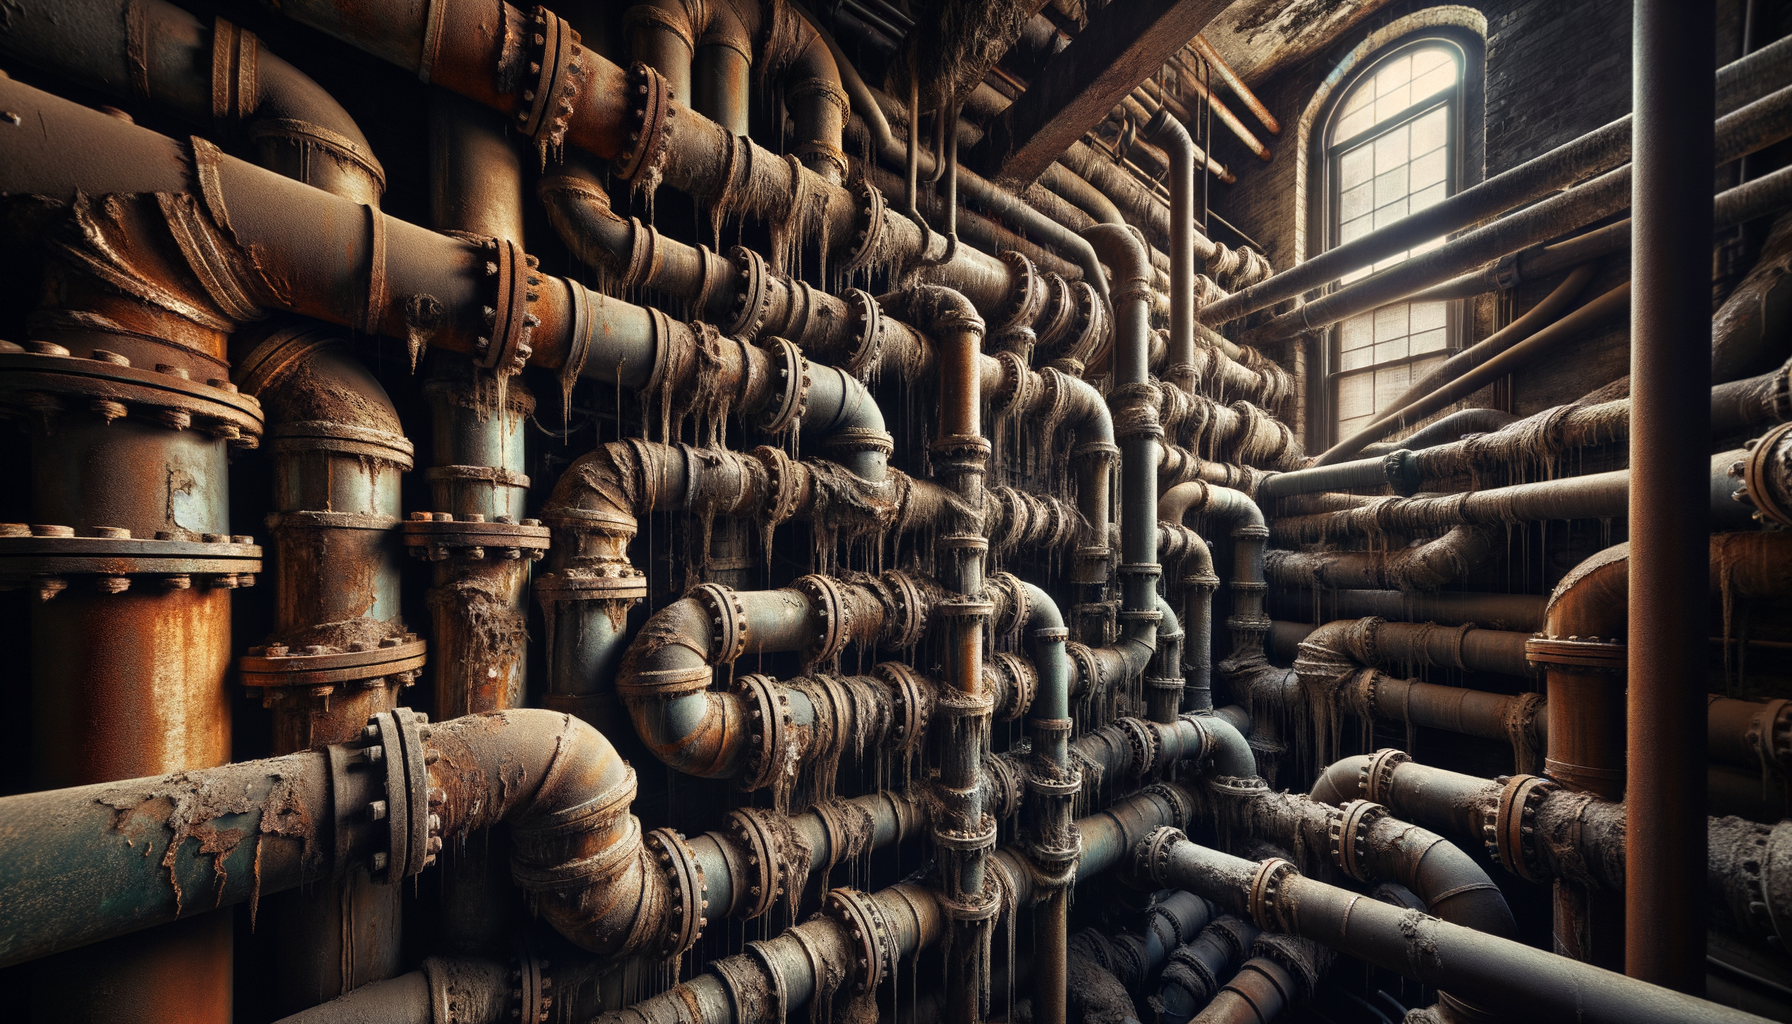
[1410,182,1447,213]
[1375,87,1411,124]
[1377,56,1413,95]
[1375,338,1408,363]
[1340,215,1373,243]
[1343,82,1375,114]
[1374,128,1409,174]
[1341,345,1374,370]
[1341,182,1374,221]
[1341,265,1372,285]
[1373,200,1407,229]
[1408,355,1446,385]
[1373,252,1410,271]
[1411,147,1447,189]
[1414,63,1455,102]
[1373,304,1408,340]
[1340,413,1374,437]
[1411,327,1449,353]
[1340,146,1373,189]
[1335,104,1375,142]
[1374,363,1411,399]
[1338,373,1374,418]
[1411,48,1451,76]
[1411,235,1445,255]
[1412,107,1448,156]
[1411,301,1447,332]
[1374,165,1409,209]
[1342,314,1374,350]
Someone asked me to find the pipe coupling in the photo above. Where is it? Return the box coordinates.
[516,7,589,160]
[1328,799,1390,882]
[643,828,708,958]
[613,62,674,182]
[824,888,897,993]
[874,661,933,754]
[1360,747,1411,805]
[1739,422,1792,526]
[1525,634,1626,673]
[360,707,439,882]
[734,674,795,792]
[1134,825,1186,883]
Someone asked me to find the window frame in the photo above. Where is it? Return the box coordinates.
[1315,34,1477,447]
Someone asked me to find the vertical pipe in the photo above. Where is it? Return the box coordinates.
[425,90,533,955]
[1021,582,1074,1024]
[1627,0,1713,992]
[23,320,239,1022]
[927,289,994,1024]
[1146,107,1197,394]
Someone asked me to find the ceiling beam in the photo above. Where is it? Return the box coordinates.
[969,0,1230,188]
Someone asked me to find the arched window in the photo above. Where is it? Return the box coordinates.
[1323,40,1467,442]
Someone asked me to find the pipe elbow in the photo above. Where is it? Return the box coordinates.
[1402,834,1519,938]
[1310,755,1371,805]
[1192,713,1257,779]
[884,284,986,338]
[537,165,633,274]
[615,597,747,777]
[429,710,670,957]
[1545,542,1630,641]
[237,38,386,204]
[1082,222,1153,295]
[1044,368,1117,447]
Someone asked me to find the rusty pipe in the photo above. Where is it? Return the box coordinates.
[1145,105,1198,399]
[1190,37,1279,136]
[1143,72,1270,162]
[0,0,384,205]
[1158,482,1269,676]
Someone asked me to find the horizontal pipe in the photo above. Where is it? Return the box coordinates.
[1267,589,1546,631]
[1139,831,1776,1024]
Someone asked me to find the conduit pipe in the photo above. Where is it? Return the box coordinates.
[0,0,385,206]
[1269,589,1546,632]
[1132,828,1777,1024]
[1202,42,1792,326]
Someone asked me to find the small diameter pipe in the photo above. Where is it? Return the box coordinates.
[1136,830,1776,1024]
[1316,262,1598,465]
[1191,37,1280,135]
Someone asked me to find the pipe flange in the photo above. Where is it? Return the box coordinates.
[823,888,895,994]
[0,527,262,598]
[1485,773,1557,883]
[1247,857,1298,933]
[725,806,790,920]
[1134,825,1186,882]
[402,513,549,562]
[1360,747,1411,804]
[614,62,673,182]
[988,570,1029,640]
[734,674,793,793]
[987,351,1035,417]
[1382,449,1422,496]
[242,634,427,692]
[1140,782,1195,828]
[995,250,1046,330]
[838,179,887,282]
[725,246,771,339]
[983,751,1026,818]
[792,573,850,669]
[1751,698,1792,778]
[515,6,586,160]
[362,708,434,882]
[1068,281,1110,365]
[1205,773,1269,802]
[989,651,1036,722]
[1742,422,1792,526]
[756,338,811,435]
[1329,800,1390,882]
[819,427,895,460]
[874,661,932,754]
[644,827,708,958]
[689,582,749,664]
[0,347,266,444]
[1117,717,1160,778]
[533,565,648,604]
[840,289,884,381]
[1525,634,1627,673]
[752,444,804,531]
[470,237,537,375]
[508,938,553,1024]
[878,570,927,648]
[1065,641,1100,698]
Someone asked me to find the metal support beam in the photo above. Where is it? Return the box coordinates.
[1626,0,1712,994]
[970,0,1229,187]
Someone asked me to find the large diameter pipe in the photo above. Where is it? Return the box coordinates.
[1138,831,1776,1024]
[1627,0,1713,992]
